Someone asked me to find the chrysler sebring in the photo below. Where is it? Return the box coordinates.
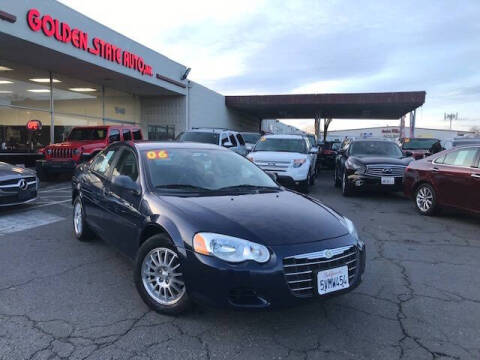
[72,142,365,314]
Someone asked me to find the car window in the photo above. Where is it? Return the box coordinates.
[221,134,229,146]
[253,138,307,153]
[236,134,246,146]
[443,148,478,167]
[229,134,238,147]
[112,149,138,181]
[91,149,117,176]
[109,129,120,143]
[350,141,403,158]
[132,129,142,140]
[178,132,220,145]
[122,129,132,141]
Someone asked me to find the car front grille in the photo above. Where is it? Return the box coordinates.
[0,177,37,190]
[254,161,290,172]
[51,148,74,158]
[283,245,358,297]
[365,164,405,177]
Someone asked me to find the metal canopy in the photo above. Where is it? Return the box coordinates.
[226,91,426,119]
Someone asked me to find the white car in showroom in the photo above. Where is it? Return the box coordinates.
[247,134,317,192]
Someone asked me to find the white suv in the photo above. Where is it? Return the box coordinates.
[177,128,248,156]
[247,134,318,192]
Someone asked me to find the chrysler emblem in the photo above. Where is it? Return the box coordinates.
[324,249,333,259]
[18,179,28,190]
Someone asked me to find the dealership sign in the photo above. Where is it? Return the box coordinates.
[26,9,153,77]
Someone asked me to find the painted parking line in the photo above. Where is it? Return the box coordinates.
[0,209,65,236]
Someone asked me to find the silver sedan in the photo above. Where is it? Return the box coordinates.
[0,162,38,206]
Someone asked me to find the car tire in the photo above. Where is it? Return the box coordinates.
[73,196,94,241]
[414,183,437,216]
[342,171,353,196]
[334,167,341,187]
[134,234,191,315]
[309,168,316,186]
[299,174,310,193]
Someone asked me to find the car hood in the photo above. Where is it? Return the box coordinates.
[158,190,348,246]
[47,140,102,148]
[350,155,412,166]
[0,162,36,179]
[249,151,307,162]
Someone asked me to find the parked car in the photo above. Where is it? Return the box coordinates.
[71,141,365,314]
[37,125,143,180]
[404,145,480,215]
[318,141,341,169]
[0,162,38,206]
[177,128,248,156]
[247,134,318,192]
[398,137,442,160]
[240,132,262,152]
[452,137,480,147]
[334,138,413,196]
[303,134,318,173]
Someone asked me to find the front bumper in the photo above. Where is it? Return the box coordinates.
[0,185,38,207]
[40,159,78,172]
[346,173,404,192]
[182,234,366,309]
[256,164,310,185]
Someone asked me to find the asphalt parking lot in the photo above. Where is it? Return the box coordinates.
[0,172,479,360]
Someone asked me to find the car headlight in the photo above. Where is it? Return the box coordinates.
[46,149,52,155]
[344,217,364,247]
[293,158,306,168]
[73,148,81,155]
[193,232,270,263]
[346,159,366,174]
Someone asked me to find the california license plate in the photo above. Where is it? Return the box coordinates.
[381,176,395,185]
[317,266,349,295]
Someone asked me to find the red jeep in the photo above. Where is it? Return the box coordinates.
[37,125,143,179]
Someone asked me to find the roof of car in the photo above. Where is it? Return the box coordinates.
[133,141,226,151]
[262,134,305,139]
[187,128,237,134]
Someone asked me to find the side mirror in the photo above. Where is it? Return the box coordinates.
[309,147,319,154]
[111,175,141,195]
[223,141,233,148]
[265,171,278,182]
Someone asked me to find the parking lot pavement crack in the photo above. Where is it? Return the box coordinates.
[0,256,116,293]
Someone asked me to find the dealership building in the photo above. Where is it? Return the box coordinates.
[0,0,259,157]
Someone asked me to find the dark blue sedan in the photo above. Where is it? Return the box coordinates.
[72,141,366,314]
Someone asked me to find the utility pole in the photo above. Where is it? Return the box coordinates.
[444,113,458,130]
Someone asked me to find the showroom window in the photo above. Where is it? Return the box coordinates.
[0,58,142,152]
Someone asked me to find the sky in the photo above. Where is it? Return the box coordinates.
[59,0,480,132]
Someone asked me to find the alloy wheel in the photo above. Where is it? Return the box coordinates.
[141,248,186,306]
[73,201,83,236]
[416,186,433,213]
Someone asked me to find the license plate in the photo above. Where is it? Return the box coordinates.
[317,266,349,295]
[381,176,395,185]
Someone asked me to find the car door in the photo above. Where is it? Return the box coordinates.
[235,133,248,156]
[431,147,479,209]
[466,148,480,212]
[82,147,120,234]
[104,147,143,255]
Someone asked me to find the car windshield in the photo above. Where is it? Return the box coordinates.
[350,141,403,157]
[177,132,220,145]
[68,128,107,141]
[402,138,438,150]
[144,148,279,194]
[242,133,261,144]
[253,138,306,153]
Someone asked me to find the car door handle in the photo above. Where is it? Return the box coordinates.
[432,167,440,172]
[471,173,480,179]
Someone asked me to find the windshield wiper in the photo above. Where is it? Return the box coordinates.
[216,184,279,192]
[155,184,212,192]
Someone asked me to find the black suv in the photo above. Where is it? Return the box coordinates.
[334,138,413,196]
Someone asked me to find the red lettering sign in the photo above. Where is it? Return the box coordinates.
[26,8,154,78]
[26,120,42,131]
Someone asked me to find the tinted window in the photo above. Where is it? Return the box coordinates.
[443,148,478,167]
[402,138,438,150]
[350,141,403,157]
[254,138,307,153]
[122,129,132,141]
[109,129,120,142]
[228,134,238,147]
[177,132,220,145]
[236,134,246,146]
[91,149,117,175]
[132,129,142,140]
[112,149,138,181]
[144,148,278,192]
[68,128,107,141]
[241,133,261,144]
